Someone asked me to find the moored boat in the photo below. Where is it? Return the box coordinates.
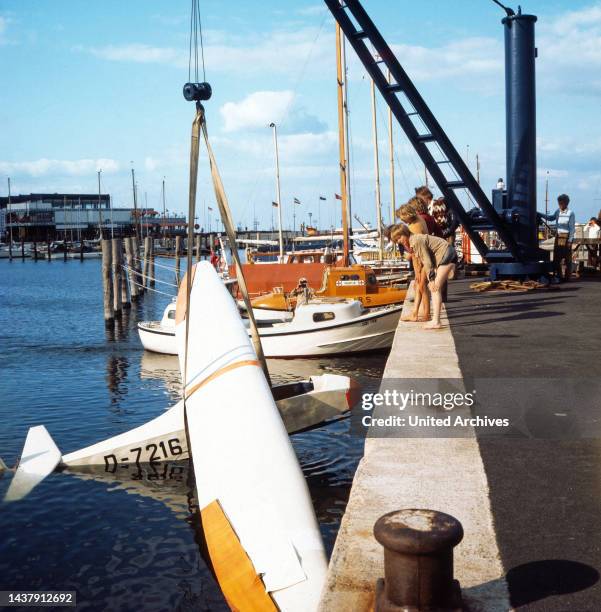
[139,294,402,358]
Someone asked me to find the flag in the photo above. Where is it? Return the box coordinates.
[293,197,301,204]
[272,201,279,207]
[335,193,342,200]
[319,196,326,201]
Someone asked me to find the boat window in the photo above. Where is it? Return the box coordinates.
[167,310,176,319]
[350,274,360,280]
[313,312,335,322]
[367,274,377,285]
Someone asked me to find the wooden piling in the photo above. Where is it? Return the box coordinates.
[142,236,151,289]
[112,238,123,318]
[101,239,114,325]
[80,238,84,261]
[21,239,25,260]
[32,240,37,261]
[149,238,155,287]
[121,262,131,309]
[124,237,140,302]
[47,240,51,261]
[175,235,182,286]
[133,237,144,294]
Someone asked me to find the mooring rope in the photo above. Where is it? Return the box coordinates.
[126,275,175,298]
[122,264,179,287]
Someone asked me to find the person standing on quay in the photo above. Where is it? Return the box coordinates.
[390,225,457,329]
[540,194,575,282]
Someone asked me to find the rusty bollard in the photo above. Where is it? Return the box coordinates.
[374,509,464,611]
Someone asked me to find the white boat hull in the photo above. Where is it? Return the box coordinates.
[138,322,176,354]
[139,304,402,358]
[176,262,327,610]
[259,305,402,357]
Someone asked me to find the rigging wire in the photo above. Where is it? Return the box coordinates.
[188,0,207,83]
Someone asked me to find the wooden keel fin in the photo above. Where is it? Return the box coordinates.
[201,499,277,612]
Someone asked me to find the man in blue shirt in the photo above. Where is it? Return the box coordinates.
[540,194,576,281]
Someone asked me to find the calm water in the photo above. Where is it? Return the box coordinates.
[0,257,386,611]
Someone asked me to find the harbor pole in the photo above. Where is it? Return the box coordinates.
[112,238,123,318]
[195,234,201,262]
[133,236,143,294]
[149,237,155,287]
[124,237,139,302]
[101,239,114,325]
[21,238,25,260]
[142,236,150,289]
[47,240,51,261]
[121,241,131,309]
[32,240,37,261]
[175,235,182,286]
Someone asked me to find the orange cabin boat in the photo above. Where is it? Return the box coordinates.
[249,265,408,313]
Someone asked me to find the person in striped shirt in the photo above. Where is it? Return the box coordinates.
[539,194,575,281]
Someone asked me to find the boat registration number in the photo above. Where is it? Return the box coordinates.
[103,437,184,469]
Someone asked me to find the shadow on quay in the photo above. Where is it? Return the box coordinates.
[465,560,599,610]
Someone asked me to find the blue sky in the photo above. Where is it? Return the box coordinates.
[1,0,601,230]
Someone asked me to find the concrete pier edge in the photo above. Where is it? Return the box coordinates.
[319,285,511,611]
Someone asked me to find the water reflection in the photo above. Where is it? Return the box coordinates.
[106,354,130,405]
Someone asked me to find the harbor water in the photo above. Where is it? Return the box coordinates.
[0,258,386,611]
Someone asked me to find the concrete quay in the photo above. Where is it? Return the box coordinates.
[320,276,601,611]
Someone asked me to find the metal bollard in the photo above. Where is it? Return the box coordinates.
[374,509,464,611]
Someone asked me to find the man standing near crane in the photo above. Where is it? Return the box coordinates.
[539,194,575,282]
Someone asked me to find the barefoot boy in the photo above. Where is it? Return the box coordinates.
[391,224,457,329]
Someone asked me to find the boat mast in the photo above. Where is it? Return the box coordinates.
[97,169,103,240]
[269,122,284,261]
[335,22,350,265]
[131,164,139,241]
[370,77,384,260]
[387,68,396,225]
[341,34,352,245]
[162,177,166,240]
[7,177,13,259]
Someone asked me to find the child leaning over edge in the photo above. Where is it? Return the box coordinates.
[390,224,457,329]
[396,202,430,322]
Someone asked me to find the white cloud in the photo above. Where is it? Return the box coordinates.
[220,91,295,132]
[144,156,160,171]
[0,158,120,177]
[388,37,502,82]
[77,26,332,77]
[220,90,328,134]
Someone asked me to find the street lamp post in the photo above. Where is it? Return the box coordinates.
[269,122,284,261]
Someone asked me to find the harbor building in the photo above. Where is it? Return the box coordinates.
[0,193,187,241]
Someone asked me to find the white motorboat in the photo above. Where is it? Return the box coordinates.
[137,300,177,354]
[140,297,402,358]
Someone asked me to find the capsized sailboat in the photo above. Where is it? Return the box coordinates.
[176,261,328,610]
[3,369,356,501]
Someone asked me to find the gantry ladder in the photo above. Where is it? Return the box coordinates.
[324,0,523,262]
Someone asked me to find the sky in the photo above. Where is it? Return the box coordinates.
[1,0,601,231]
